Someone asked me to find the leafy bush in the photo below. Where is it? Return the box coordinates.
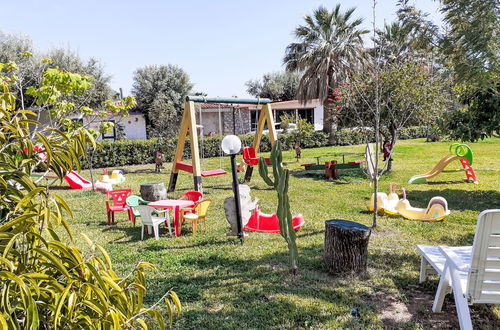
[1,59,180,328]
[87,127,427,168]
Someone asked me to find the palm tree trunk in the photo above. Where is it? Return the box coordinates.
[323,98,338,145]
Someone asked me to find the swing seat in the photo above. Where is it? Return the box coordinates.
[201,169,227,177]
[244,206,304,233]
[242,147,270,166]
[176,162,226,177]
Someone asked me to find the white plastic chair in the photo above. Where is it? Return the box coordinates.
[417,209,500,330]
[135,205,172,240]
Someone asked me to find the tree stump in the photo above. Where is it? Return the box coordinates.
[140,182,167,201]
[324,219,371,275]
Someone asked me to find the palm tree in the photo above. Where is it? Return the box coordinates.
[284,5,369,144]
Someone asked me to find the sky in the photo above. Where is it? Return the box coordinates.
[2,0,443,98]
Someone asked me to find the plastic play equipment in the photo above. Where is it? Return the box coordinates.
[301,154,366,180]
[64,171,92,189]
[368,185,450,221]
[101,169,126,184]
[244,206,304,233]
[368,183,400,214]
[242,147,270,166]
[168,96,277,192]
[408,143,478,184]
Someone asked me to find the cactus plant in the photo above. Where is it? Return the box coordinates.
[258,141,299,272]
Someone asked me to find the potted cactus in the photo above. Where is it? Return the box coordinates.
[258,141,299,273]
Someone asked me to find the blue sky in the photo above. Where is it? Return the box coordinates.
[2,0,442,98]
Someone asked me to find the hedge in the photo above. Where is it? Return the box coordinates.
[84,126,427,168]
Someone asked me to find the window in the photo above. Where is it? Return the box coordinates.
[298,108,314,124]
[101,120,116,140]
[250,110,258,131]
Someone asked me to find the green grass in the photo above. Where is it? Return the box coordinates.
[57,138,500,329]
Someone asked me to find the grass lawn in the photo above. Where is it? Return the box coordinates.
[56,138,500,329]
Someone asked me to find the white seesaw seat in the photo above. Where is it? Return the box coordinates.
[417,209,500,330]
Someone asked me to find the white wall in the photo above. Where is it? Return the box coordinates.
[198,112,220,136]
[314,105,324,131]
[122,114,147,139]
[79,113,147,141]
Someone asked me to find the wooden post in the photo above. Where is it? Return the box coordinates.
[187,102,202,191]
[168,101,202,192]
[245,103,277,182]
[324,220,371,275]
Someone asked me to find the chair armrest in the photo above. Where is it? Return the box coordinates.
[153,209,168,215]
[180,207,195,213]
[439,246,470,272]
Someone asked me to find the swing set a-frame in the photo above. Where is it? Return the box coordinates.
[168,96,277,193]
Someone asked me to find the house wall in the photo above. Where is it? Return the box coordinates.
[313,105,324,131]
[222,109,251,135]
[197,112,221,136]
[78,113,146,141]
[270,100,324,131]
[121,114,147,139]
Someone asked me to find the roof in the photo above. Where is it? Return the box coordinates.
[199,102,251,109]
[198,99,322,111]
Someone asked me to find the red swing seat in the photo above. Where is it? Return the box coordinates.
[244,206,304,233]
[175,162,227,177]
[242,147,270,166]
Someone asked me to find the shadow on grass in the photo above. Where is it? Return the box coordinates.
[148,244,375,329]
[290,168,366,184]
[369,248,500,329]
[406,189,500,211]
[48,186,72,191]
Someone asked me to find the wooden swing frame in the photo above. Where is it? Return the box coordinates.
[168,96,277,192]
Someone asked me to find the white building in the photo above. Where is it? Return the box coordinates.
[69,111,147,141]
[196,99,324,136]
[266,99,324,132]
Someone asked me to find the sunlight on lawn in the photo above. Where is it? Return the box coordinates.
[60,138,500,328]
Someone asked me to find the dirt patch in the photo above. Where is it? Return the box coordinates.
[367,285,500,328]
[369,291,412,326]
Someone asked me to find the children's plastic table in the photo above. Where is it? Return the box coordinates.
[148,199,195,236]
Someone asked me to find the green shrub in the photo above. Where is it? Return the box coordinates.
[86,127,427,168]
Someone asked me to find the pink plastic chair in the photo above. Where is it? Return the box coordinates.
[179,191,203,203]
[105,189,133,225]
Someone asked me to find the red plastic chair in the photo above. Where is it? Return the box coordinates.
[242,147,270,166]
[178,191,203,221]
[179,191,203,203]
[105,189,133,225]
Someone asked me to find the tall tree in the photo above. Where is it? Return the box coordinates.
[132,64,192,138]
[440,0,499,87]
[283,4,369,144]
[245,71,301,101]
[439,0,499,141]
[45,48,113,110]
[0,32,113,112]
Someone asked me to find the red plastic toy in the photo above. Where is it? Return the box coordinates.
[64,171,92,189]
[242,147,271,166]
[179,191,203,203]
[244,206,304,233]
[105,189,133,225]
[382,140,393,161]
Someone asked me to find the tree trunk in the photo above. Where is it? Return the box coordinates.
[324,219,371,275]
[387,123,397,172]
[140,182,167,201]
[322,98,338,145]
